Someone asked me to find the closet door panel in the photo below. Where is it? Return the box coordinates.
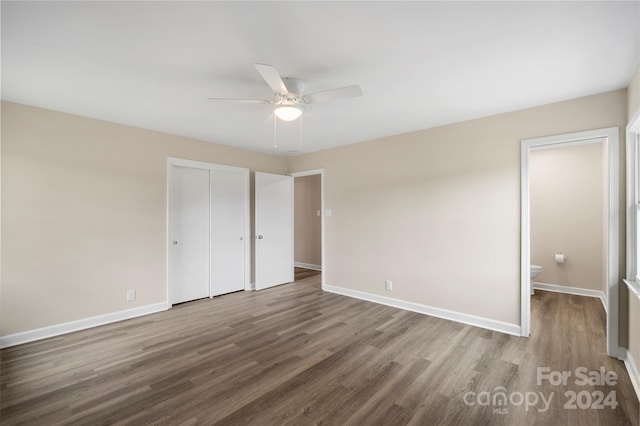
[211,169,246,296]
[169,165,210,304]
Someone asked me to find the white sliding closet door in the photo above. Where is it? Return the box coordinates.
[169,165,210,304]
[169,159,249,304]
[211,169,247,296]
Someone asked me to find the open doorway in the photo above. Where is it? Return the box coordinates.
[529,141,607,305]
[291,170,324,284]
[520,127,620,357]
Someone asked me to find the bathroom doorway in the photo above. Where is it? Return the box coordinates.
[529,141,607,304]
[521,127,619,357]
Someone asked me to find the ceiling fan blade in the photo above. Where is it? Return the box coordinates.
[254,63,289,95]
[304,85,363,104]
[207,97,271,104]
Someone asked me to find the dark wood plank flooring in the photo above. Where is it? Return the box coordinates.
[1,270,638,425]
[294,267,321,281]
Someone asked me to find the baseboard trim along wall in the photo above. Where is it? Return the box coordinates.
[294,262,322,271]
[533,282,607,312]
[323,283,521,336]
[0,302,170,349]
[623,349,640,401]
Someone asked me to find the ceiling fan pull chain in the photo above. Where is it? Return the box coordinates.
[299,115,303,152]
[273,113,278,149]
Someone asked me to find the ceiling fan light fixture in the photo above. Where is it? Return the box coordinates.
[275,106,302,121]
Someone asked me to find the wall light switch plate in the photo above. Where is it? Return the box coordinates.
[127,289,136,302]
[325,209,332,217]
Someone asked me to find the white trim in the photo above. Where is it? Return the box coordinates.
[529,138,606,150]
[243,169,251,291]
[625,116,639,283]
[321,172,325,287]
[323,283,520,336]
[168,157,247,174]
[291,169,325,288]
[623,349,640,401]
[290,168,323,178]
[291,175,295,283]
[520,141,531,337]
[0,302,170,349]
[627,107,640,134]
[521,127,619,358]
[625,110,640,367]
[626,109,640,289]
[533,282,607,312]
[294,262,322,271]
[623,278,640,298]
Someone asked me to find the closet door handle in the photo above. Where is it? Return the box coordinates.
[257,235,264,239]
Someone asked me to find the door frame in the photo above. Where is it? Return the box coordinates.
[167,157,250,304]
[520,127,619,357]
[291,169,325,286]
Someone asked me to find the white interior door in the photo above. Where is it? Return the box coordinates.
[255,172,294,290]
[211,169,247,296]
[169,165,210,304]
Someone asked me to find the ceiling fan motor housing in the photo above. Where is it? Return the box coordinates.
[282,78,304,96]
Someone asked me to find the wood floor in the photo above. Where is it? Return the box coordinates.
[1,270,638,425]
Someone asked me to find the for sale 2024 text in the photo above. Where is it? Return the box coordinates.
[537,366,618,410]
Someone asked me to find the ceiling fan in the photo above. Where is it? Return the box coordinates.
[208,64,363,121]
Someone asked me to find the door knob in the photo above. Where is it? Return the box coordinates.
[257,235,263,239]
[172,241,178,245]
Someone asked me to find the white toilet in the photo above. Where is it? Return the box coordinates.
[530,264,542,280]
[530,264,542,295]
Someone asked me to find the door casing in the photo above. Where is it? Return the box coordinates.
[520,127,619,357]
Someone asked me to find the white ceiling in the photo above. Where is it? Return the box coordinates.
[2,1,639,156]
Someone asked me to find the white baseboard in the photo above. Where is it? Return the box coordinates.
[0,302,170,349]
[533,282,607,312]
[623,349,640,401]
[294,262,322,271]
[322,283,520,336]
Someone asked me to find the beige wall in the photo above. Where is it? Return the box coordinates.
[294,175,321,267]
[1,101,287,336]
[1,89,631,338]
[530,143,605,293]
[289,89,628,326]
[629,63,640,121]
[630,295,640,364]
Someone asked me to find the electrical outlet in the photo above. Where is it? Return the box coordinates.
[385,280,392,291]
[126,289,136,302]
